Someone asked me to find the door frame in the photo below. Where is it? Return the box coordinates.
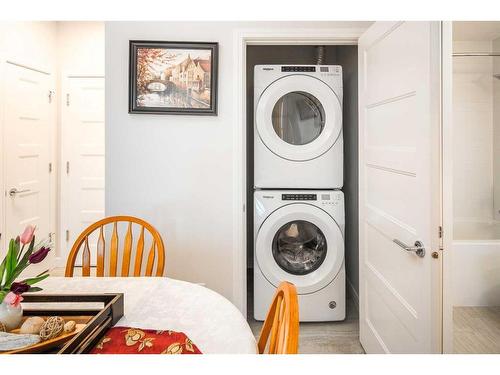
[232,27,367,316]
[0,58,5,254]
[57,74,105,267]
[441,21,454,354]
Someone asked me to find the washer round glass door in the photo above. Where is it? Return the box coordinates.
[255,203,344,295]
[256,75,342,161]
[272,220,327,275]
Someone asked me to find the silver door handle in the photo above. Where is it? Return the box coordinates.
[9,188,31,197]
[393,239,426,258]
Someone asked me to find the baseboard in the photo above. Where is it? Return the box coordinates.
[347,278,359,311]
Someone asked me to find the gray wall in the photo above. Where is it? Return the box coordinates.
[337,47,359,295]
[246,45,359,295]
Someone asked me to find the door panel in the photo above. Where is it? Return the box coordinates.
[61,77,105,265]
[366,168,419,226]
[3,63,52,274]
[365,96,418,174]
[364,22,424,104]
[359,21,442,353]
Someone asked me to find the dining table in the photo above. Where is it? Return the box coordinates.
[36,277,258,354]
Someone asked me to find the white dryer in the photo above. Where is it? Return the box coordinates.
[254,65,343,189]
[253,190,345,322]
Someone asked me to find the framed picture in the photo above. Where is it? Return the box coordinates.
[129,41,218,115]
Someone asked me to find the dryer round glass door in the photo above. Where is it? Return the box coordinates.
[271,91,325,146]
[255,203,344,295]
[256,75,342,161]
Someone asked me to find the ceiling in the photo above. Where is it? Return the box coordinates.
[453,21,500,41]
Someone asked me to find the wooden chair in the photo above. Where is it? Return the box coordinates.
[258,281,299,354]
[65,216,165,277]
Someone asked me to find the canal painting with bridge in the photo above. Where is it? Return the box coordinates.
[136,47,212,109]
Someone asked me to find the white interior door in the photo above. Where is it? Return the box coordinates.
[358,22,442,353]
[61,76,105,265]
[3,62,53,272]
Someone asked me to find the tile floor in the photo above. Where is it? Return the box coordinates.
[247,279,365,354]
[248,299,364,354]
[453,306,500,354]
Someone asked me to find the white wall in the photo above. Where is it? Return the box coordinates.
[494,37,500,221]
[105,21,370,302]
[453,41,496,230]
[451,38,500,307]
[0,22,58,73]
[453,240,500,306]
[56,22,105,77]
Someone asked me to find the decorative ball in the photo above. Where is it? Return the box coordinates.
[20,317,45,335]
[63,320,76,333]
[0,322,6,332]
[39,316,64,341]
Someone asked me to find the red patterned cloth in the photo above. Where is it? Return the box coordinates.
[90,327,202,354]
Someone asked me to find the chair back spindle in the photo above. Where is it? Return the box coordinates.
[65,216,165,277]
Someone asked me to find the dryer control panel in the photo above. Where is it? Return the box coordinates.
[321,193,342,206]
[282,193,317,201]
[281,66,316,72]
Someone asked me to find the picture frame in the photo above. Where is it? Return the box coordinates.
[129,40,218,115]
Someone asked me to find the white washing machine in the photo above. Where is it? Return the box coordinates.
[254,65,343,189]
[253,190,345,322]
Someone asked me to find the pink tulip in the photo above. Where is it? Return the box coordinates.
[20,225,35,245]
[3,292,23,307]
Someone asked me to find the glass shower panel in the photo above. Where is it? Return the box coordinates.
[453,46,500,240]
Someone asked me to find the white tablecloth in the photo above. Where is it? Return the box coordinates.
[36,277,257,354]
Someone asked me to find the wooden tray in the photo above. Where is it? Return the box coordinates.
[4,322,87,354]
[2,293,124,354]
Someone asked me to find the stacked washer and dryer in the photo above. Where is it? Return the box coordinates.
[253,64,345,322]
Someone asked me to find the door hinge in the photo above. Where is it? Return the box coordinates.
[439,226,444,251]
[66,161,70,174]
[48,90,55,103]
[66,93,70,106]
[66,230,70,242]
[49,162,52,173]
[48,232,53,242]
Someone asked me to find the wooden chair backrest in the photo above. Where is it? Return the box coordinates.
[65,216,165,277]
[258,281,299,354]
